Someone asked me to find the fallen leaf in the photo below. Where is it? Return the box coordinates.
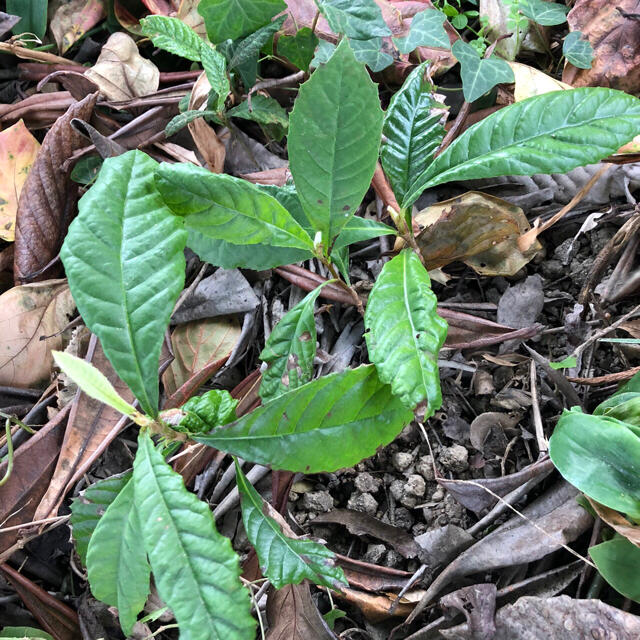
[336,554,413,592]
[587,498,640,547]
[177,0,206,37]
[440,584,497,640]
[563,0,640,92]
[85,32,159,101]
[0,280,75,387]
[14,93,98,282]
[0,119,40,241]
[0,11,21,39]
[50,0,106,54]
[162,316,241,397]
[337,587,415,622]
[507,61,571,101]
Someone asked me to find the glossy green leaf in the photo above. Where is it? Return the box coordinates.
[393,9,449,53]
[260,283,328,402]
[519,0,568,25]
[134,432,255,640]
[140,16,203,60]
[60,151,187,416]
[200,45,230,112]
[198,0,286,43]
[6,0,47,39]
[549,356,577,370]
[311,40,337,67]
[594,393,640,426]
[331,217,396,251]
[178,389,238,435]
[87,479,150,635]
[619,372,640,395]
[591,536,640,602]
[404,88,640,207]
[452,40,514,104]
[196,365,412,472]
[227,95,288,128]
[563,31,594,69]
[165,109,220,137]
[155,163,314,251]
[381,62,446,207]
[0,629,53,640]
[347,37,393,72]
[229,16,285,69]
[549,408,640,520]
[316,0,391,39]
[277,28,318,71]
[70,472,132,566]
[288,39,384,245]
[364,249,447,417]
[236,461,347,589]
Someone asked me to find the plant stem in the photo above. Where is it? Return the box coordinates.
[323,258,365,315]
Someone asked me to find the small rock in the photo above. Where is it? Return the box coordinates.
[384,550,402,568]
[541,258,564,279]
[439,445,469,473]
[393,507,414,530]
[404,474,426,497]
[392,451,414,472]
[363,543,387,564]
[443,494,466,524]
[355,472,382,494]
[432,487,445,502]
[347,492,378,515]
[301,490,334,512]
[400,492,418,509]
[416,455,436,481]
[389,479,405,502]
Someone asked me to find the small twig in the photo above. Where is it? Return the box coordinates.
[0,420,13,486]
[247,70,305,110]
[529,360,547,454]
[0,514,70,534]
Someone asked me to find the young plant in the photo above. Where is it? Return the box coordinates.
[59,32,640,637]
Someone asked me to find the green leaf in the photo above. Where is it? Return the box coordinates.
[70,155,102,186]
[403,87,640,207]
[332,217,396,251]
[195,365,412,472]
[519,0,568,25]
[260,284,327,402]
[277,28,318,71]
[0,629,53,640]
[563,31,594,69]
[549,408,640,520]
[86,479,150,635]
[165,109,221,137]
[316,0,391,39]
[594,393,640,427]
[288,39,384,245]
[52,351,139,420]
[393,9,450,53]
[60,151,187,417]
[347,37,393,72]
[200,45,230,112]
[591,536,640,602]
[227,95,289,128]
[364,249,447,418]
[236,461,347,589]
[619,372,640,395]
[134,432,255,640]
[178,389,238,435]
[155,163,314,251]
[452,40,514,104]
[229,16,286,69]
[140,16,203,60]
[198,0,286,43]
[311,40,337,67]
[380,62,446,207]
[70,473,132,566]
[549,355,577,370]
[6,0,47,40]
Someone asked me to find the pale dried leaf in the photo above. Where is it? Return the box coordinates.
[508,61,571,101]
[50,0,107,54]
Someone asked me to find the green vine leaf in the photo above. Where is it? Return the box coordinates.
[315,0,391,39]
[227,95,289,128]
[563,31,594,69]
[393,9,450,53]
[195,365,413,472]
[134,431,255,640]
[60,150,187,416]
[519,0,568,26]
[347,37,393,72]
[277,27,318,71]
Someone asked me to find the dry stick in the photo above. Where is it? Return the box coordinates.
[601,233,639,301]
[0,41,82,66]
[247,70,305,110]
[567,366,640,386]
[529,360,547,454]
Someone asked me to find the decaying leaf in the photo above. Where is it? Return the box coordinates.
[85,32,159,101]
[563,0,640,92]
[440,584,497,640]
[177,0,206,37]
[0,119,40,242]
[50,0,107,54]
[413,192,541,276]
[508,61,572,101]
[0,280,75,387]
[587,498,640,547]
[14,93,98,282]
[337,586,418,622]
[162,316,242,397]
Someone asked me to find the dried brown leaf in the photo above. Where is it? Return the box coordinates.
[50,0,106,54]
[587,498,640,547]
[440,584,497,640]
[337,587,415,622]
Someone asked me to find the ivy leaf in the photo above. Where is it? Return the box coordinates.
[154,163,315,251]
[134,431,256,640]
[403,87,640,206]
[393,9,450,53]
[60,151,187,417]
[452,40,514,104]
[563,31,594,69]
[277,27,318,71]
[227,95,289,128]
[200,45,230,112]
[260,283,328,402]
[381,62,447,208]
[198,0,286,43]
[288,39,384,246]
[311,40,336,67]
[86,479,150,635]
[316,0,391,39]
[70,473,132,566]
[519,0,568,26]
[229,16,286,70]
[347,37,393,72]
[140,16,203,60]
[364,249,447,418]
[177,389,238,435]
[332,218,396,251]
[195,365,413,472]
[236,461,347,589]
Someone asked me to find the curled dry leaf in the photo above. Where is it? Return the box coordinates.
[162,316,242,397]
[14,93,98,282]
[85,32,159,101]
[563,0,640,92]
[0,280,75,387]
[507,61,571,101]
[337,587,418,622]
[0,119,40,242]
[440,583,497,640]
[50,0,107,54]
[177,0,206,38]
[188,71,225,172]
[587,498,640,547]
